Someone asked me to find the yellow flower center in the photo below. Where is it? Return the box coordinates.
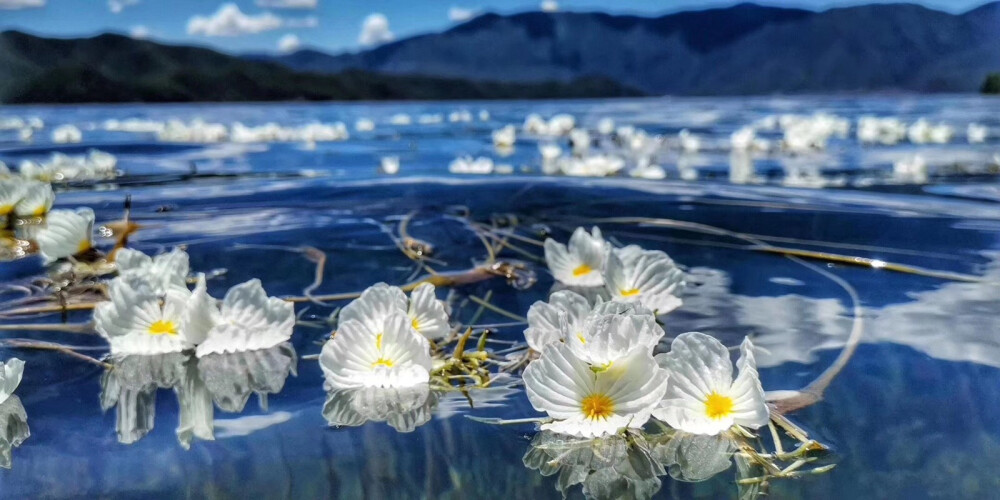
[77,239,91,254]
[620,288,641,297]
[32,205,47,216]
[581,393,615,421]
[411,317,421,331]
[0,205,12,216]
[148,320,178,336]
[704,391,734,420]
[572,264,593,277]
[372,357,394,368]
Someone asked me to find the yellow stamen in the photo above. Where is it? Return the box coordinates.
[576,333,587,344]
[589,361,614,374]
[581,393,615,421]
[77,239,91,254]
[32,206,47,216]
[0,205,12,216]
[572,264,593,277]
[148,320,178,336]
[704,391,734,420]
[620,288,641,297]
[411,317,421,331]
[375,333,383,351]
[372,357,394,368]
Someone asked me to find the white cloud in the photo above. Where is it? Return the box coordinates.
[540,0,558,12]
[187,3,282,37]
[358,13,394,47]
[257,0,316,9]
[108,0,138,14]
[448,6,476,22]
[0,0,44,9]
[277,33,301,53]
[129,25,151,39]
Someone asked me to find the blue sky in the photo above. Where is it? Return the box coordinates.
[0,0,992,54]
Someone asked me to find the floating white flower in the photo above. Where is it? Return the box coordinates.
[339,282,450,341]
[35,208,94,263]
[0,180,23,217]
[378,156,400,175]
[523,342,667,438]
[339,282,407,336]
[544,226,609,287]
[524,289,592,351]
[566,301,664,366]
[407,283,451,340]
[320,312,432,389]
[115,247,190,296]
[94,275,214,355]
[196,279,295,357]
[653,332,769,436]
[0,358,24,406]
[13,181,53,217]
[492,124,516,148]
[603,245,684,314]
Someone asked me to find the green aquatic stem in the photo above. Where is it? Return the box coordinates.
[466,295,528,322]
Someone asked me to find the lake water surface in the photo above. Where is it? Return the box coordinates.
[1,96,999,499]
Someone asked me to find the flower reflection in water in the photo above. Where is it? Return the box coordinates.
[323,384,439,433]
[100,342,297,448]
[324,373,521,433]
[198,342,297,412]
[524,428,794,500]
[0,358,28,469]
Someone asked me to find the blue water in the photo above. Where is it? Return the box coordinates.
[2,96,1000,499]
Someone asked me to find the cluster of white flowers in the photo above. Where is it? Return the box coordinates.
[543,227,685,314]
[94,248,294,357]
[13,150,117,183]
[525,226,768,438]
[0,179,54,219]
[448,156,495,174]
[319,283,451,389]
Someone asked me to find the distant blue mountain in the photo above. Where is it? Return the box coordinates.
[250,2,1000,95]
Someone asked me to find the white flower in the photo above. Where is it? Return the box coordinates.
[492,125,516,148]
[407,283,451,340]
[566,301,664,366]
[378,156,400,175]
[524,289,592,351]
[13,181,53,217]
[339,282,450,341]
[94,275,214,355]
[523,342,667,438]
[320,312,432,389]
[115,247,190,296]
[0,358,24,406]
[35,208,94,263]
[544,226,609,287]
[195,279,295,357]
[0,179,24,217]
[653,332,769,436]
[603,245,684,314]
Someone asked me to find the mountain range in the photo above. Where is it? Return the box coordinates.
[257,2,1000,95]
[0,31,639,104]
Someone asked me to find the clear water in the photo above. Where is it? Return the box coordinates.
[1,96,1000,499]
